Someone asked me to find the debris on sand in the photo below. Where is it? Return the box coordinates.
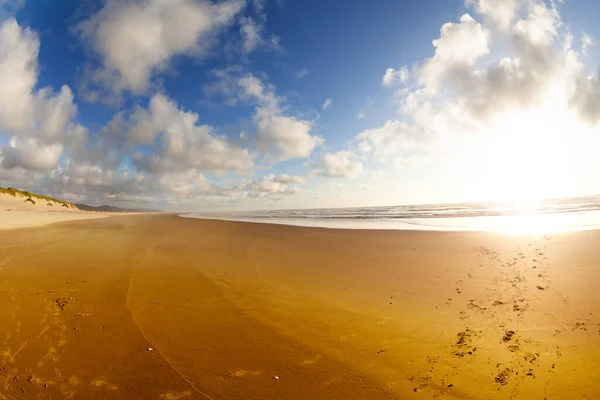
[55,298,68,310]
[536,285,546,290]
[274,376,280,380]
[502,330,516,342]
[452,328,479,357]
[495,368,511,385]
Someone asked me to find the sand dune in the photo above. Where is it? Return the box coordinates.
[0,214,598,399]
[0,189,109,230]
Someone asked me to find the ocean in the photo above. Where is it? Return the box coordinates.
[181,196,600,233]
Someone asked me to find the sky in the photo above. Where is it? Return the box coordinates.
[0,0,599,211]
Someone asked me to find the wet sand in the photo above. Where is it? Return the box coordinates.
[0,214,599,399]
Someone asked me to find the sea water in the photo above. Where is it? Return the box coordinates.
[180,196,600,233]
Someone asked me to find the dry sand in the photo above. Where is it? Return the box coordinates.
[0,214,598,399]
[0,211,108,230]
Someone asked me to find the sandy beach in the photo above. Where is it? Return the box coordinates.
[0,211,109,230]
[0,214,599,399]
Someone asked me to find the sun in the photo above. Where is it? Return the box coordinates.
[473,105,576,205]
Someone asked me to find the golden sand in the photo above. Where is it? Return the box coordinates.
[0,214,598,399]
[0,211,108,230]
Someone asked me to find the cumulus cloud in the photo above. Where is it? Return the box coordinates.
[239,16,281,55]
[382,66,409,87]
[419,14,490,92]
[355,120,428,166]
[338,0,600,176]
[581,32,593,54]
[514,2,560,45]
[323,98,332,110]
[38,160,214,208]
[256,116,322,161]
[209,69,323,161]
[272,173,306,184]
[77,0,246,96]
[241,173,304,199]
[0,19,78,171]
[0,137,63,171]
[0,18,38,134]
[466,0,521,31]
[240,16,263,54]
[241,74,323,161]
[570,72,600,125]
[314,151,363,178]
[127,94,255,174]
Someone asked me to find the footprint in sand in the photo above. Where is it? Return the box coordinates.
[301,354,322,365]
[160,391,192,400]
[90,379,118,390]
[225,370,261,378]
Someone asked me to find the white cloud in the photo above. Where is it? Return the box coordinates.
[515,2,560,45]
[570,72,600,125]
[314,151,363,178]
[466,0,521,31]
[357,112,365,119]
[322,98,332,110]
[77,0,245,96]
[236,72,323,161]
[382,66,409,87]
[238,73,281,117]
[0,137,63,171]
[0,18,38,134]
[420,14,490,92]
[0,19,78,172]
[127,94,255,174]
[333,0,600,204]
[296,68,309,78]
[204,68,323,162]
[355,120,427,166]
[240,16,263,54]
[242,173,304,199]
[582,32,593,54]
[271,173,306,184]
[238,15,281,55]
[33,86,77,141]
[256,116,322,161]
[38,160,220,209]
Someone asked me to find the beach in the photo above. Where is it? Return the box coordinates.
[0,211,109,230]
[0,214,599,399]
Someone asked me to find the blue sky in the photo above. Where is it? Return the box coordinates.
[0,0,600,210]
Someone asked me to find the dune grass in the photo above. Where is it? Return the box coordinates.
[1,186,76,209]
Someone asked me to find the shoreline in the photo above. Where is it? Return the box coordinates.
[179,211,600,233]
[0,214,598,399]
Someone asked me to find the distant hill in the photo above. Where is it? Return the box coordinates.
[75,204,159,213]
